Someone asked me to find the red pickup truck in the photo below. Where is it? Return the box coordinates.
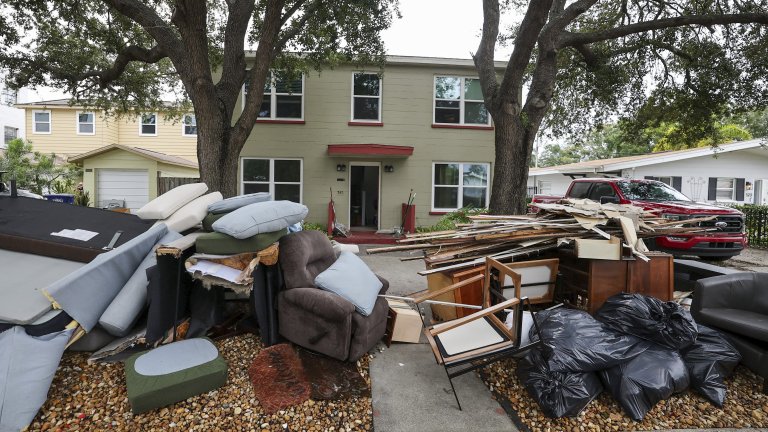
[531,178,747,260]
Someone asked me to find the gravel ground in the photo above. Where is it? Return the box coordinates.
[482,359,768,432]
[29,334,373,432]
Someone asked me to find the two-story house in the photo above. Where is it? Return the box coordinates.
[17,56,503,228]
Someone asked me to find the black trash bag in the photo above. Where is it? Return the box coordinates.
[681,324,741,407]
[530,308,651,373]
[517,349,603,418]
[600,344,690,421]
[595,293,698,350]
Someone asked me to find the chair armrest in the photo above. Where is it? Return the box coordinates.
[281,288,355,322]
[692,273,756,313]
[412,274,485,304]
[431,297,520,335]
[377,275,389,295]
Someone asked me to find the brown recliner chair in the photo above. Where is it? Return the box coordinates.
[277,230,389,361]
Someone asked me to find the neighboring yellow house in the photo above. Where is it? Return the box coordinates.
[17,56,503,229]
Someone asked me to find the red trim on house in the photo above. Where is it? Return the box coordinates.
[348,121,384,127]
[431,124,494,131]
[327,144,414,157]
[256,119,306,124]
[429,211,449,215]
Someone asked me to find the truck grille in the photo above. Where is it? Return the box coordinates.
[697,215,744,233]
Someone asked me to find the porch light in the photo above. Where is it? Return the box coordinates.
[336,164,346,172]
[384,165,394,173]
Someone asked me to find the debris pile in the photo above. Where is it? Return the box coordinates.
[368,199,716,274]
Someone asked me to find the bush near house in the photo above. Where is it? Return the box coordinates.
[732,204,768,248]
[417,207,489,233]
[0,138,82,195]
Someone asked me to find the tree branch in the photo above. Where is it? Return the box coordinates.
[90,44,167,87]
[218,0,257,108]
[100,0,183,61]
[559,13,768,48]
[274,0,323,51]
[473,0,501,110]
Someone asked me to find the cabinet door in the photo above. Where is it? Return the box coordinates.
[588,260,628,314]
[627,253,673,301]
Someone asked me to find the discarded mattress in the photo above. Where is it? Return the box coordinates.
[156,192,223,233]
[195,230,285,255]
[212,200,308,239]
[98,229,183,337]
[530,307,650,373]
[135,182,208,220]
[599,344,690,421]
[0,196,153,262]
[125,338,227,414]
[1,249,83,325]
[682,324,741,407]
[207,192,271,214]
[517,349,603,418]
[0,326,74,431]
[595,293,699,350]
[43,223,169,331]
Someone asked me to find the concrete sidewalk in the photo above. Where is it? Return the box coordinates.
[360,246,517,432]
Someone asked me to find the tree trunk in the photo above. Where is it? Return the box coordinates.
[488,115,535,215]
[196,104,242,198]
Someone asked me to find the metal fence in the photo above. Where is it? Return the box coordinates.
[733,204,768,248]
[158,176,201,196]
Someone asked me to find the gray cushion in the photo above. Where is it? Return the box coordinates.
[0,327,74,431]
[212,200,308,239]
[207,192,271,214]
[44,224,169,332]
[98,230,183,337]
[314,251,382,316]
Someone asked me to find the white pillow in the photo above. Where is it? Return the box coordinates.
[212,200,308,239]
[135,183,208,220]
[159,192,223,232]
[314,251,382,316]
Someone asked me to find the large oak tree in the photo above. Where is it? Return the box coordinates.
[474,0,768,214]
[0,0,397,196]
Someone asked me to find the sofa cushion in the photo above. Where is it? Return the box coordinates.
[202,212,227,232]
[207,192,271,214]
[696,308,768,343]
[195,230,286,255]
[212,200,308,239]
[314,252,382,316]
[135,183,208,220]
[158,192,223,233]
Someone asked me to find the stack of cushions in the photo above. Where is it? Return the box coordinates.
[202,192,271,231]
[134,183,224,233]
[125,338,228,414]
[196,200,308,255]
[314,251,383,316]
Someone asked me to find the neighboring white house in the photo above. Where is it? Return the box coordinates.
[529,139,768,205]
[0,81,28,149]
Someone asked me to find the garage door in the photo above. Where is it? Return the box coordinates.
[96,169,149,211]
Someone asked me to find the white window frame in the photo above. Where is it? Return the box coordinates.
[715,177,736,201]
[32,110,52,134]
[242,72,305,121]
[139,112,158,136]
[538,180,552,195]
[4,126,18,145]
[76,111,96,135]
[431,162,491,212]
[656,176,673,186]
[433,76,491,127]
[240,157,303,203]
[350,72,382,123]
[182,113,197,137]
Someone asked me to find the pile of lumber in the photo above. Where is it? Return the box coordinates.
[367,199,715,275]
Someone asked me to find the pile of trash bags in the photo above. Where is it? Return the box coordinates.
[517,293,741,421]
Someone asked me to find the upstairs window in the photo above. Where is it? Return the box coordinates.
[351,72,382,122]
[140,113,157,136]
[244,72,304,120]
[4,126,17,145]
[241,158,302,203]
[432,162,490,211]
[433,76,490,126]
[33,110,51,134]
[182,114,197,136]
[77,111,95,135]
[1,88,16,106]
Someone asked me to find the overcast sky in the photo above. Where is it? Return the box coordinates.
[28,0,516,102]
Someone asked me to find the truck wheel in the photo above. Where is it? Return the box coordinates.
[700,256,730,262]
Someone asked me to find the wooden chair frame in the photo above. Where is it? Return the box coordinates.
[412,260,542,410]
[487,257,559,305]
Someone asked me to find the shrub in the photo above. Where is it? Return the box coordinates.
[416,207,488,233]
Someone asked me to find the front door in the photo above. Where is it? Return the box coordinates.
[349,163,380,229]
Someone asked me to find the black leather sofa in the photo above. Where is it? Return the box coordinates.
[691,272,768,393]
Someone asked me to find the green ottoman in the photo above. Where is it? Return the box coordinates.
[195,230,285,255]
[125,338,228,414]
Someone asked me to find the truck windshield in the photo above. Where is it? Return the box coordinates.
[615,181,691,201]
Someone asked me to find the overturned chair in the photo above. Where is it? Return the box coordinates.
[413,257,542,409]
